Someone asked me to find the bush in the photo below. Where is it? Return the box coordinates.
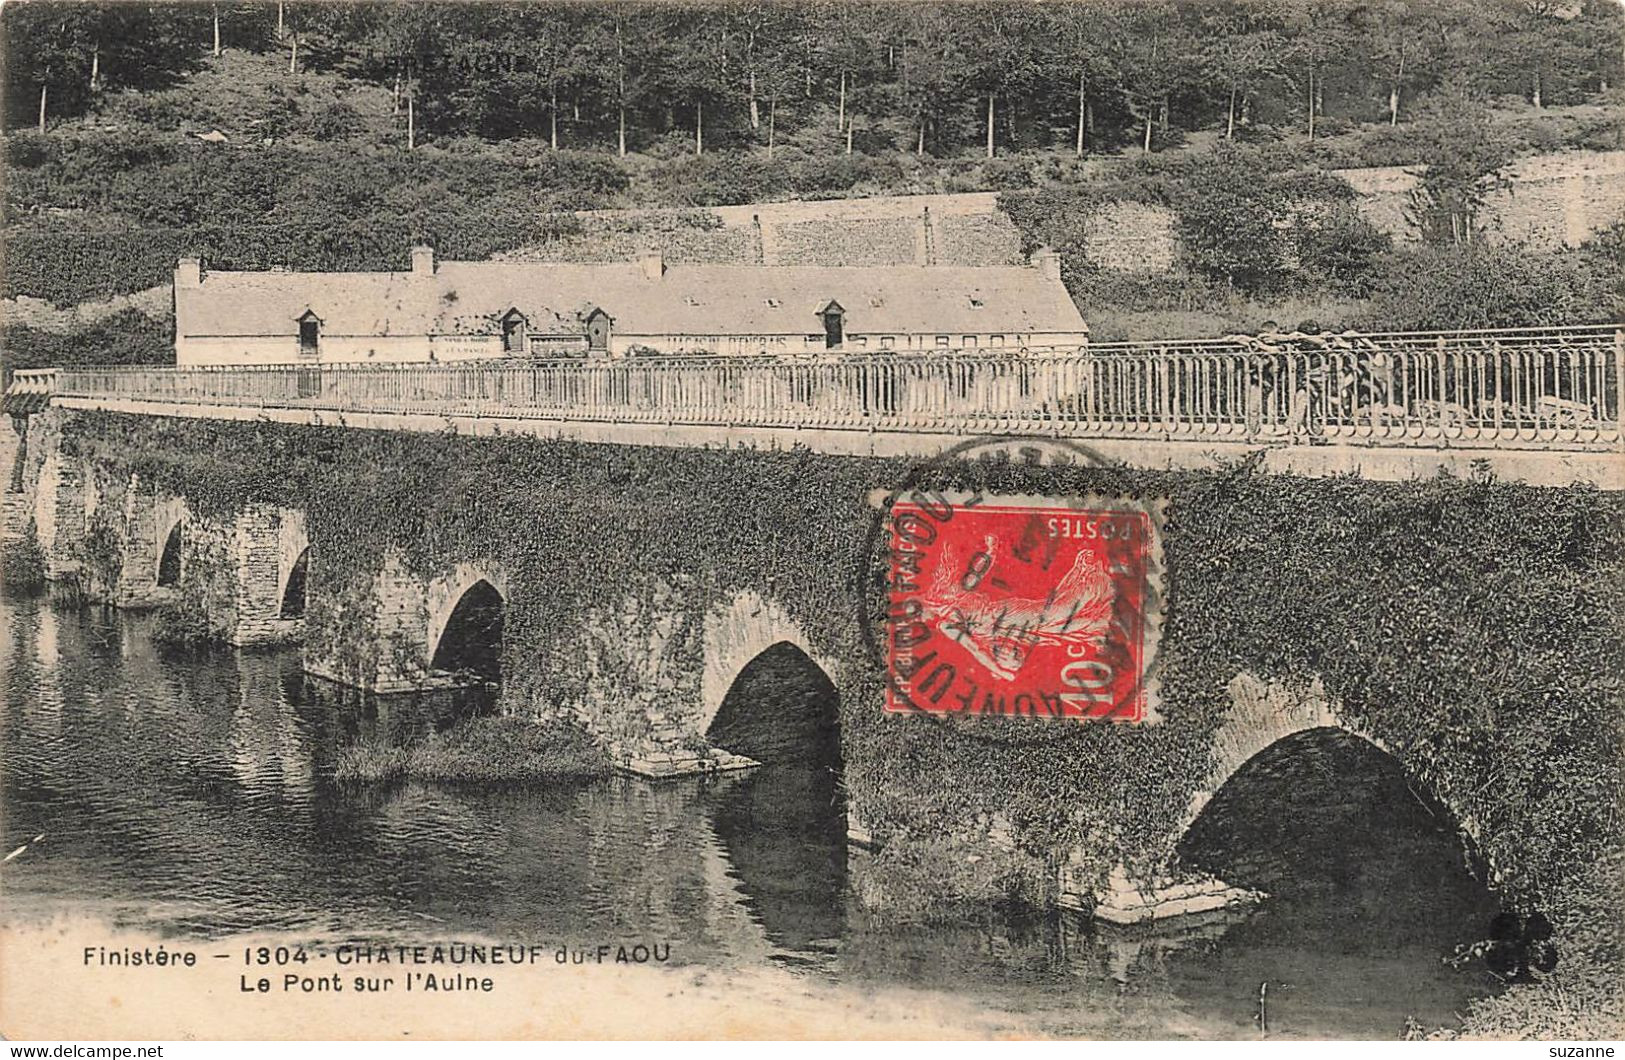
[1173,145,1294,290]
[2,207,585,307]
[1293,201,1392,293]
[0,520,47,593]
[1312,115,1356,138]
[152,595,217,648]
[974,157,1038,191]
[311,101,361,142]
[1,309,173,376]
[1441,852,1624,1040]
[1359,242,1622,330]
[1002,145,1365,298]
[334,715,612,784]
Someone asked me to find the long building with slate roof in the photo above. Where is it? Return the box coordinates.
[172,246,1088,366]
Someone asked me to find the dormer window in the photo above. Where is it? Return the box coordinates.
[584,307,612,352]
[297,310,321,357]
[500,308,528,353]
[819,300,845,349]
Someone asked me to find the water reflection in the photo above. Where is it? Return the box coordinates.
[0,592,1503,1038]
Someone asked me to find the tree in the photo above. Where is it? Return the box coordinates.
[1571,0,1625,93]
[2,2,202,132]
[1198,0,1288,140]
[958,3,1046,158]
[521,7,590,150]
[349,2,454,148]
[724,1,782,134]
[1354,0,1444,126]
[577,5,666,157]
[1045,4,1117,155]
[1403,81,1515,245]
[748,14,804,158]
[663,8,727,154]
[1488,0,1600,108]
[1173,145,1294,290]
[891,3,966,156]
[1281,0,1361,138]
[1111,1,1200,153]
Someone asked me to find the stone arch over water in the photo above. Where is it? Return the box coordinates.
[153,497,188,587]
[156,520,183,587]
[425,565,510,683]
[1173,671,1487,884]
[706,641,841,767]
[700,590,840,740]
[274,512,310,619]
[279,546,310,618]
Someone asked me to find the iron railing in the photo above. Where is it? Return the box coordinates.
[33,326,1625,450]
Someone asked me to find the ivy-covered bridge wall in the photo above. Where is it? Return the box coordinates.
[7,408,1621,921]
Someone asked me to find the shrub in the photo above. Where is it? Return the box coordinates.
[974,157,1038,191]
[311,100,361,142]
[2,207,585,308]
[1172,144,1294,291]
[4,131,53,169]
[152,595,217,648]
[1312,115,1356,138]
[1358,242,1621,330]
[334,715,611,784]
[0,520,47,593]
[1,310,173,376]
[1293,201,1392,293]
[1442,852,1624,1040]
[1403,84,1518,245]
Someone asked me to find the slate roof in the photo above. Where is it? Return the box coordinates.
[175,261,1087,340]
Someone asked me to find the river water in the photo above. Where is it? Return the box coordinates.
[1,591,1504,1039]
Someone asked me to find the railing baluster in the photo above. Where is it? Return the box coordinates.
[23,326,1619,454]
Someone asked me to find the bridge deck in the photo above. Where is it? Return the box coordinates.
[14,325,1619,451]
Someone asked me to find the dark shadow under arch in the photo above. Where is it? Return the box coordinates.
[279,548,309,618]
[706,641,840,768]
[1177,726,1495,945]
[706,641,846,955]
[430,579,504,684]
[156,522,183,587]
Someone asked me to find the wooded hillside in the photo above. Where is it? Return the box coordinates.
[1,1,1621,368]
[4,0,1621,156]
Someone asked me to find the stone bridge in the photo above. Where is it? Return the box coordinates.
[2,331,1620,923]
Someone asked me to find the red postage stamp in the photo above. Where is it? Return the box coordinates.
[885,492,1162,723]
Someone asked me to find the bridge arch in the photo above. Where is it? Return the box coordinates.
[1173,671,1485,875]
[699,590,839,739]
[274,512,310,620]
[706,640,841,767]
[425,564,510,683]
[152,498,188,587]
[279,546,310,618]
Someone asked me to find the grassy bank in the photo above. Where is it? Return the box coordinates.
[334,714,612,785]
